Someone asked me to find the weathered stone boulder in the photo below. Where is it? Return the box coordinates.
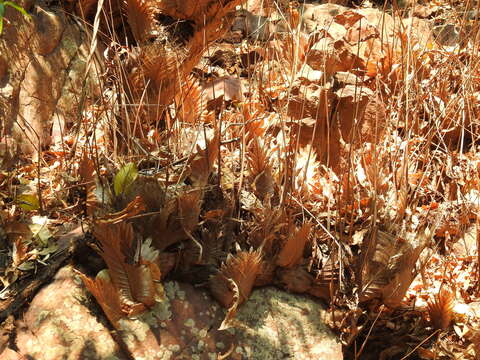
[15,266,127,360]
[13,265,342,359]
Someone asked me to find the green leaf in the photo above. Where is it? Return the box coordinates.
[114,162,138,196]
[3,2,31,20]
[16,193,40,211]
[0,3,5,18]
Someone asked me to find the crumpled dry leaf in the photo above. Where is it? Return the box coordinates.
[218,278,240,330]
[97,196,146,225]
[187,131,220,187]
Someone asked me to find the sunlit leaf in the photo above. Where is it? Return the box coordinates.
[114,162,138,196]
[29,216,52,246]
[16,193,40,211]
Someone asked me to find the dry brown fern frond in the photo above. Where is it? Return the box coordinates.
[151,190,202,251]
[427,288,455,330]
[124,0,158,43]
[247,137,271,178]
[209,250,263,308]
[247,137,275,200]
[249,207,288,253]
[183,0,243,68]
[155,0,203,20]
[78,269,124,326]
[276,222,312,268]
[175,76,206,124]
[357,228,423,308]
[92,222,162,315]
[138,43,180,93]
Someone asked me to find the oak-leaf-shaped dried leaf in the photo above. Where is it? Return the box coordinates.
[427,288,454,330]
[210,250,263,308]
[276,222,312,268]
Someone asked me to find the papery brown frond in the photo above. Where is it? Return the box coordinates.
[78,269,124,326]
[249,207,287,253]
[151,190,202,251]
[93,222,159,313]
[247,137,271,177]
[97,196,146,224]
[140,43,179,86]
[175,76,206,124]
[210,250,263,308]
[276,222,312,268]
[93,222,138,305]
[187,132,220,187]
[357,228,425,308]
[138,43,181,100]
[247,138,275,200]
[124,0,158,43]
[178,190,202,233]
[427,288,454,330]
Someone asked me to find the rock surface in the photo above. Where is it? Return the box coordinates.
[0,0,99,153]
[10,265,342,360]
[15,266,127,360]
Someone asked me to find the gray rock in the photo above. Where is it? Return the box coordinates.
[229,287,343,360]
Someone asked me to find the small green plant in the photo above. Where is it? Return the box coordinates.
[0,1,31,34]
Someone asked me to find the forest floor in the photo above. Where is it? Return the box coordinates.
[1,0,480,359]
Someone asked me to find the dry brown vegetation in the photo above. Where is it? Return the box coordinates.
[2,0,480,358]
